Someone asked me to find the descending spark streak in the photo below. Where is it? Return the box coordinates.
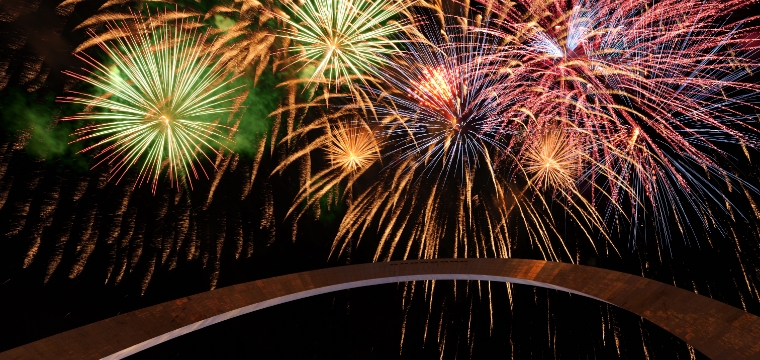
[23,175,63,268]
[68,170,108,279]
[104,182,135,283]
[44,176,89,283]
[59,13,244,192]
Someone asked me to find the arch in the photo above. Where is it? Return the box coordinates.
[1,259,759,360]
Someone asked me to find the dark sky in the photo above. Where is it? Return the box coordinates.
[1,0,759,359]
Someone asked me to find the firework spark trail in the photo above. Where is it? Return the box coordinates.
[44,175,89,283]
[204,152,233,209]
[0,142,11,181]
[23,175,63,268]
[104,181,135,283]
[208,208,226,290]
[185,217,199,261]
[7,162,43,238]
[167,198,192,270]
[155,194,172,265]
[0,174,14,211]
[203,0,279,79]
[261,182,276,245]
[112,206,137,285]
[141,253,157,295]
[68,170,108,279]
[241,136,267,200]
[231,212,244,259]
[128,221,146,274]
[59,13,245,192]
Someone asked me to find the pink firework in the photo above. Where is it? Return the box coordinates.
[485,0,760,243]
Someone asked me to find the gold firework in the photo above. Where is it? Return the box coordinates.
[325,120,380,172]
[523,129,582,189]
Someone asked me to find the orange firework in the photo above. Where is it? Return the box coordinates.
[523,129,582,189]
[325,121,380,172]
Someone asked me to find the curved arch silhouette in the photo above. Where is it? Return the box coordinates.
[1,259,759,360]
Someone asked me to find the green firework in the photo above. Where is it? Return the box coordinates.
[60,15,244,192]
[277,0,408,88]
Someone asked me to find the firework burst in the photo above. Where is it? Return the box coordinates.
[522,128,582,190]
[491,0,760,244]
[367,19,515,180]
[59,14,244,192]
[325,119,380,172]
[275,0,409,88]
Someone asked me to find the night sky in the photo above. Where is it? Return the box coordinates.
[1,0,760,358]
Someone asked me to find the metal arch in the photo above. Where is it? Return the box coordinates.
[1,259,759,360]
